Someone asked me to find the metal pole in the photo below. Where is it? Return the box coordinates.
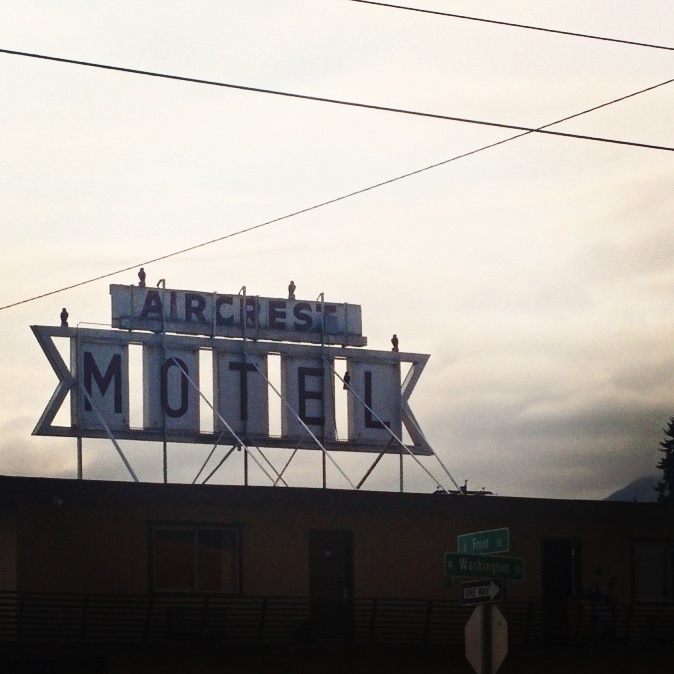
[482,604,493,674]
[318,292,326,489]
[78,384,139,482]
[274,447,299,486]
[76,328,83,481]
[255,363,357,489]
[161,300,168,484]
[240,286,248,489]
[326,360,448,492]
[193,433,227,484]
[356,438,393,489]
[173,360,279,485]
[77,436,83,479]
[356,451,385,490]
[317,292,325,347]
[240,286,246,341]
[322,451,327,488]
[202,445,238,484]
[255,447,290,487]
[211,291,217,337]
[399,449,404,493]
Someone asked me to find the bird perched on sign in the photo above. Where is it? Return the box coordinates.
[288,280,296,300]
[391,334,399,352]
[138,268,146,288]
[343,371,351,390]
[60,308,69,328]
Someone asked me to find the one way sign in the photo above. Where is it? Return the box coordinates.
[460,578,505,606]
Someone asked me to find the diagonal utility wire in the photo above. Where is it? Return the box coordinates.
[1,48,673,151]
[351,0,674,52]
[1,71,672,312]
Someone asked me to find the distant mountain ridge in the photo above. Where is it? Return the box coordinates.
[605,476,658,502]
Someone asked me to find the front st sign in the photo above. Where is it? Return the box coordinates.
[457,528,510,556]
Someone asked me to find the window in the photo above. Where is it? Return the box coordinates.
[633,540,674,602]
[152,525,240,593]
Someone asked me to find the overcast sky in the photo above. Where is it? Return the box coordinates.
[1,0,673,499]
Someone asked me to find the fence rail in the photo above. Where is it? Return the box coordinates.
[0,591,671,646]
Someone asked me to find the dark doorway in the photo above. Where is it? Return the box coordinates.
[309,530,353,640]
[541,538,582,640]
[542,538,582,602]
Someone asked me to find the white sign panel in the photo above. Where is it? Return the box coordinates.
[346,361,402,444]
[213,351,269,437]
[281,356,336,442]
[143,345,200,433]
[73,338,130,432]
[465,605,508,674]
[32,325,432,455]
[110,284,366,346]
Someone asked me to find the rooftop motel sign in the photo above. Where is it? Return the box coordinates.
[32,284,432,455]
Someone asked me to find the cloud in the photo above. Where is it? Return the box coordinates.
[1,0,673,505]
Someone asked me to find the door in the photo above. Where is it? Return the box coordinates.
[309,530,353,640]
[541,538,582,639]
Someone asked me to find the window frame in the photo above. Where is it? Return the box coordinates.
[150,522,242,595]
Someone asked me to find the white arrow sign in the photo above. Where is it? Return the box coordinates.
[461,579,504,606]
[487,581,500,600]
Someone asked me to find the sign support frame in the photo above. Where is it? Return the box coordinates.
[31,278,451,488]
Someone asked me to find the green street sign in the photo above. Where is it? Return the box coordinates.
[445,552,524,581]
[457,527,510,555]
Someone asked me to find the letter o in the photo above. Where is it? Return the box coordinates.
[161,357,189,418]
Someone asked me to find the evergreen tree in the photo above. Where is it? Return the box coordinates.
[655,417,674,502]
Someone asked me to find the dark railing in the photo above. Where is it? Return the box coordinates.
[0,592,672,646]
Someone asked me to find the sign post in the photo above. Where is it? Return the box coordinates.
[465,605,508,674]
[451,528,517,674]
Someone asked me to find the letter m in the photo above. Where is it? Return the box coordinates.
[84,351,122,413]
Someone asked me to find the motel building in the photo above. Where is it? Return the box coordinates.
[0,284,672,673]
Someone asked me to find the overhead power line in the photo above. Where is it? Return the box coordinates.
[351,0,674,52]
[1,48,673,153]
[1,74,672,313]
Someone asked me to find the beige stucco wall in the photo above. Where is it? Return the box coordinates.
[10,485,669,606]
